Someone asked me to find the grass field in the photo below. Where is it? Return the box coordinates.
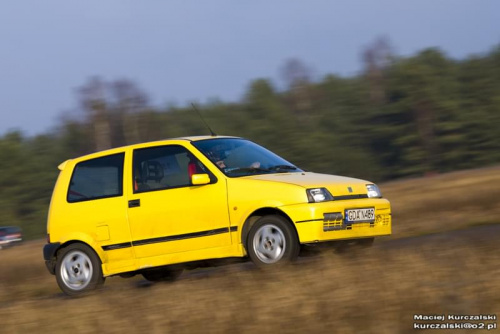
[382,165,500,238]
[1,166,499,333]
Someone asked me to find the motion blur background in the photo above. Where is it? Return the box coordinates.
[1,2,500,333]
[1,1,498,239]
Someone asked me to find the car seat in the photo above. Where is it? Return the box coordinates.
[137,161,164,191]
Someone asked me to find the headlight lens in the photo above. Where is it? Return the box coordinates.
[306,188,334,203]
[366,184,382,198]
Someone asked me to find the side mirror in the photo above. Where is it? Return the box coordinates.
[191,173,210,186]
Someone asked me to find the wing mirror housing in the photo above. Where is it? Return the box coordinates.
[191,173,211,186]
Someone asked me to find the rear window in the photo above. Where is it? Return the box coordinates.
[67,153,124,203]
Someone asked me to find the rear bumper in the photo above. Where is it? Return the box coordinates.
[43,242,60,275]
[281,198,392,243]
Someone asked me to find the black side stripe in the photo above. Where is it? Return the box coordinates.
[296,219,324,224]
[133,227,230,246]
[102,226,239,251]
[102,242,132,251]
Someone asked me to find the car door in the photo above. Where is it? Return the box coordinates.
[65,152,135,272]
[126,144,231,260]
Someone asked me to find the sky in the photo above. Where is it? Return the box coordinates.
[0,1,499,136]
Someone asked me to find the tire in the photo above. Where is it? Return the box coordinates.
[55,243,105,296]
[247,215,299,267]
[142,266,183,282]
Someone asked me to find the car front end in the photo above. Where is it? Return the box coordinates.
[246,173,391,244]
[191,137,391,245]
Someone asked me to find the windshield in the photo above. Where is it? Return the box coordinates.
[192,138,303,177]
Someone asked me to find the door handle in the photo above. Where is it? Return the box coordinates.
[128,199,140,208]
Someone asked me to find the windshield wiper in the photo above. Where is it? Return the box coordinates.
[226,165,298,175]
[267,165,298,172]
[225,167,270,175]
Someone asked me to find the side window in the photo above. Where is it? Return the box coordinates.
[67,153,124,203]
[133,145,213,193]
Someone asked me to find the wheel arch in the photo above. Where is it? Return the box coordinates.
[56,239,105,265]
[240,207,299,252]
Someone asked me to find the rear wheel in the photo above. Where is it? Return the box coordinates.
[55,243,105,296]
[247,215,299,267]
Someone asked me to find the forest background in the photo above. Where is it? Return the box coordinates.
[1,40,499,239]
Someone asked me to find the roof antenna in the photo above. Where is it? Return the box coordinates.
[191,103,217,137]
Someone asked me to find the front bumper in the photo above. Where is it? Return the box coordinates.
[281,198,391,243]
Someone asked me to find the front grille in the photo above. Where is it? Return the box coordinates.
[323,221,343,231]
[323,211,386,232]
[346,222,373,230]
[332,194,368,200]
[376,214,390,226]
[323,212,343,231]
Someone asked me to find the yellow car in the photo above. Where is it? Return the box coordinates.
[43,136,391,295]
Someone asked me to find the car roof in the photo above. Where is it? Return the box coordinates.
[57,135,243,170]
[177,135,239,142]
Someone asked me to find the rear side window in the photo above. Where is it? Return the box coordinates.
[67,153,124,203]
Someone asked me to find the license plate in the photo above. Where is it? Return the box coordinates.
[345,208,375,223]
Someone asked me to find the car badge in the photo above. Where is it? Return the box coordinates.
[347,186,353,193]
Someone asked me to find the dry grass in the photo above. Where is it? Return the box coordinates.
[1,166,499,333]
[1,236,499,334]
[381,165,500,238]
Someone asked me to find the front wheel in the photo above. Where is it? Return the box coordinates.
[55,243,105,296]
[247,215,299,267]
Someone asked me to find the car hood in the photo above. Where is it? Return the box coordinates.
[244,172,371,197]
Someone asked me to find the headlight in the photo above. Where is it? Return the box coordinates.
[366,184,382,198]
[306,188,334,203]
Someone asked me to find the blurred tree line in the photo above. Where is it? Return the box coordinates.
[1,42,499,239]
